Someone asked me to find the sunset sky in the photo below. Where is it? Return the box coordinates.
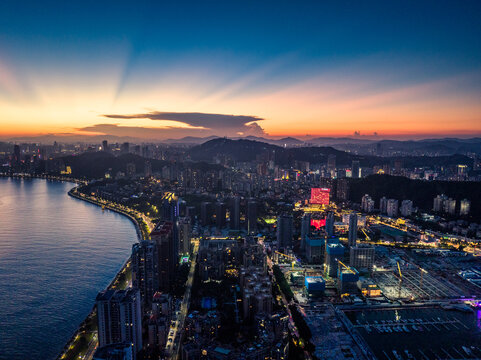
[1,1,480,141]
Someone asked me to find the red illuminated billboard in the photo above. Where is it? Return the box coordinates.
[310,187,330,205]
[311,219,326,230]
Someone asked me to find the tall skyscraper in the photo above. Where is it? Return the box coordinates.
[150,221,176,291]
[96,289,143,359]
[460,199,471,216]
[102,140,108,152]
[177,217,192,254]
[386,199,399,217]
[361,194,375,213]
[348,213,357,248]
[200,201,213,226]
[351,160,360,178]
[120,142,130,154]
[327,154,336,176]
[400,200,413,217]
[132,241,159,308]
[247,200,257,233]
[326,212,335,237]
[379,196,388,214]
[13,144,20,164]
[230,196,240,230]
[277,214,293,250]
[300,213,311,251]
[215,202,227,229]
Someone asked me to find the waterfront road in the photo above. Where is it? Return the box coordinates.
[167,239,199,359]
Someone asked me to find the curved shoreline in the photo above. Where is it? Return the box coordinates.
[56,186,145,360]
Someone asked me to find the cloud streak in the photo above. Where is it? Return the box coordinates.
[102,111,264,129]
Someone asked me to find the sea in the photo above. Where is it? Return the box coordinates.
[0,177,138,360]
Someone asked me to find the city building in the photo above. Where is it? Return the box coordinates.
[96,289,142,359]
[215,202,227,229]
[310,187,330,205]
[325,212,335,237]
[277,214,293,250]
[460,199,471,216]
[327,154,336,176]
[247,200,257,233]
[230,196,240,230]
[400,199,413,217]
[433,194,448,212]
[444,198,456,215]
[131,241,159,308]
[379,196,388,214]
[386,199,399,217]
[349,245,375,273]
[348,213,357,248]
[325,243,345,278]
[177,217,192,255]
[150,221,176,291]
[361,194,375,213]
[351,160,360,178]
[300,213,311,251]
[305,237,325,263]
[200,201,213,226]
[93,343,133,360]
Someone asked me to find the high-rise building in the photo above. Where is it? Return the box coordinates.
[200,202,213,226]
[215,202,227,229]
[120,142,130,154]
[379,196,388,214]
[327,154,336,176]
[144,160,152,177]
[150,221,176,291]
[277,214,293,250]
[351,160,360,179]
[300,213,311,251]
[177,217,192,255]
[444,198,456,215]
[101,140,108,152]
[386,199,398,217]
[361,194,375,213]
[460,199,471,216]
[131,241,159,308]
[400,200,413,217]
[230,196,240,230]
[247,200,257,233]
[325,212,335,237]
[310,188,330,205]
[325,243,344,278]
[12,144,21,164]
[349,245,375,273]
[433,194,448,212]
[348,213,357,248]
[96,289,142,359]
[336,178,349,201]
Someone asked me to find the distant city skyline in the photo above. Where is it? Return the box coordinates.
[1,1,480,140]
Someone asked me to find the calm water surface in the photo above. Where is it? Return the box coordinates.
[0,178,138,360]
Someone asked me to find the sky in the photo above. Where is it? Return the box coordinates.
[1,0,480,141]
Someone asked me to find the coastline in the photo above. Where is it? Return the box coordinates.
[55,185,146,360]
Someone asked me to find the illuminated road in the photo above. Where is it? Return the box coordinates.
[83,334,98,360]
[167,240,199,359]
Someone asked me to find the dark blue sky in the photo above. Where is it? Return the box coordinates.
[1,1,480,139]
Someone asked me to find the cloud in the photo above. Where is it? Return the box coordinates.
[99,111,267,138]
[103,111,263,128]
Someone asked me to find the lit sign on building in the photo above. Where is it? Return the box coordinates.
[311,219,326,230]
[310,188,330,205]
